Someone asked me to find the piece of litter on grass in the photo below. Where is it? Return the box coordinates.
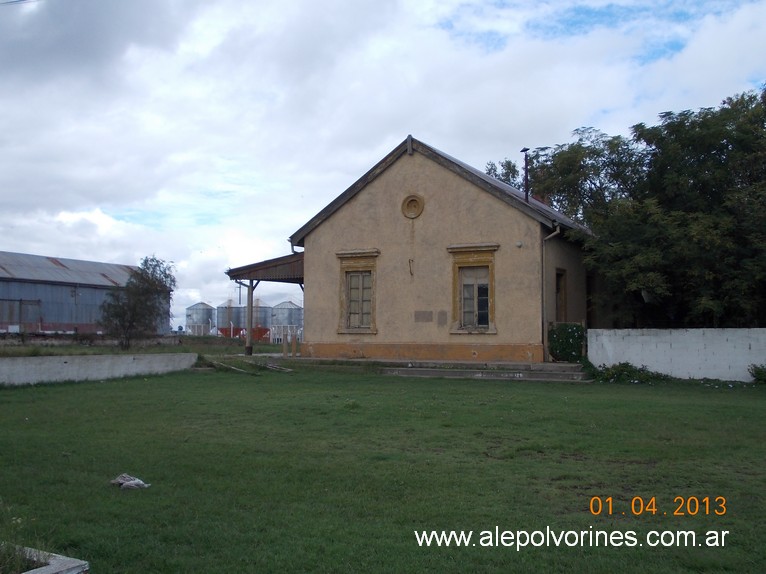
[121,479,150,489]
[111,473,151,489]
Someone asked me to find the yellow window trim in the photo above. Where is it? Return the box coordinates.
[448,243,499,334]
[337,249,379,334]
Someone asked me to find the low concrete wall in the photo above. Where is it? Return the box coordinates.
[17,545,89,574]
[0,353,197,386]
[587,328,766,382]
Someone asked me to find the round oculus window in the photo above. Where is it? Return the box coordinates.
[402,194,424,219]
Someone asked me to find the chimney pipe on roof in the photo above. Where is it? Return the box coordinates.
[520,147,530,202]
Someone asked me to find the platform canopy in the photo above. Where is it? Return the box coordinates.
[226,252,304,287]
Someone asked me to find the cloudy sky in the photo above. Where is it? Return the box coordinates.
[1,0,764,327]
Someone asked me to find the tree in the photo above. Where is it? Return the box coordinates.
[485,157,522,189]
[528,128,644,226]
[100,255,177,349]
[600,89,766,327]
[485,130,644,226]
[486,87,766,328]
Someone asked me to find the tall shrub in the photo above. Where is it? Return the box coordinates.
[548,323,585,362]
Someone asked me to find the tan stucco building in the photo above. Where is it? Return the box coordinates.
[228,136,590,362]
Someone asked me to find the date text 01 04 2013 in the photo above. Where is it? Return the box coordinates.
[589,496,727,517]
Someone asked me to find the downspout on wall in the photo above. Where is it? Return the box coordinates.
[541,223,561,362]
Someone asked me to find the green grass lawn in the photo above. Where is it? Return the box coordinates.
[0,368,763,573]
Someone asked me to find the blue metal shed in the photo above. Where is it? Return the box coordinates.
[0,251,139,334]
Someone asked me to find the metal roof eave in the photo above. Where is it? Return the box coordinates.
[0,251,137,287]
[226,252,304,284]
[414,139,590,235]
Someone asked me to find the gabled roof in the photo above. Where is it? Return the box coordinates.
[289,135,586,248]
[0,250,136,287]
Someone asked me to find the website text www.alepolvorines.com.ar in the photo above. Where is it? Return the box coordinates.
[414,526,730,550]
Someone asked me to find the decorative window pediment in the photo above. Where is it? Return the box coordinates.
[337,249,379,334]
[448,244,498,334]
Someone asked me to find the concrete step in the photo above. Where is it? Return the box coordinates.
[380,367,590,382]
[265,356,591,382]
[380,362,591,383]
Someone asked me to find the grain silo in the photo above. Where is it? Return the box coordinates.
[216,300,243,337]
[270,300,303,344]
[216,298,272,340]
[185,302,215,336]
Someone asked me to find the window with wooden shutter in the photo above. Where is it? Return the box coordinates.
[337,249,379,334]
[447,243,498,334]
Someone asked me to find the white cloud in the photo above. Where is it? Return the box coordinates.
[0,0,763,327]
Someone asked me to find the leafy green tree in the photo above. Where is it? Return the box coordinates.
[609,89,766,327]
[100,255,177,349]
[485,130,644,226]
[488,87,766,327]
[485,157,522,189]
[529,128,644,225]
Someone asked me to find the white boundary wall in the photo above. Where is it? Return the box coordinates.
[587,329,766,382]
[0,353,197,386]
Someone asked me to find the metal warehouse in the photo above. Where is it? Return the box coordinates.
[0,250,137,334]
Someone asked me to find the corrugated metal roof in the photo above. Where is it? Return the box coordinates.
[226,252,304,284]
[0,251,137,287]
